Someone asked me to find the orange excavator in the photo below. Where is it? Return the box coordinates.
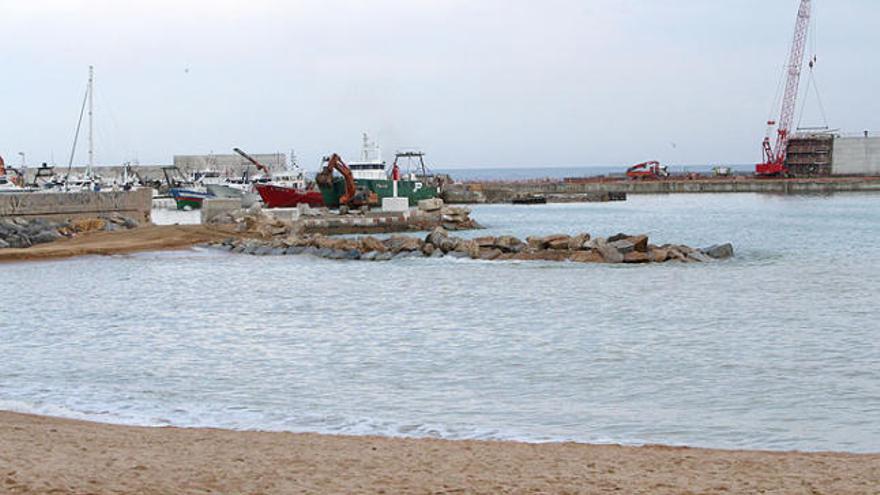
[315,153,378,207]
[626,160,669,180]
[0,154,5,176]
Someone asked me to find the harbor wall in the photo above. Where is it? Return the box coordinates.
[173,153,287,175]
[0,188,153,223]
[832,137,880,176]
[444,177,880,203]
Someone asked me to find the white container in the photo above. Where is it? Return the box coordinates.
[382,197,409,212]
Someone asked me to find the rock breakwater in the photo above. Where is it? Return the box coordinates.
[206,228,733,264]
[0,214,140,249]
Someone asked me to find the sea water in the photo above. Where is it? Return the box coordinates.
[1,193,878,452]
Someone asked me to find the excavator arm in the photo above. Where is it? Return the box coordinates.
[316,153,359,206]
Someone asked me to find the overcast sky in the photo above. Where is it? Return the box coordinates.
[1,0,877,170]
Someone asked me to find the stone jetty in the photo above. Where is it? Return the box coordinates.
[205,200,482,237]
[206,227,733,264]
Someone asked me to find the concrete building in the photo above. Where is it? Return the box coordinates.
[786,133,880,177]
[173,152,287,176]
[832,136,880,176]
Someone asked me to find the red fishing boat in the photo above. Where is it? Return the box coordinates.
[235,147,325,208]
[255,180,325,208]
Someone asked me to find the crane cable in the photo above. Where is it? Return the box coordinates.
[796,4,829,131]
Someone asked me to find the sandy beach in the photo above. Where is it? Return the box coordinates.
[0,411,876,494]
[0,224,233,263]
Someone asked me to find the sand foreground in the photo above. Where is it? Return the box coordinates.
[0,224,234,263]
[0,412,877,494]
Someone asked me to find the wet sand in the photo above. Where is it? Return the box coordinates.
[1,411,877,494]
[0,224,233,263]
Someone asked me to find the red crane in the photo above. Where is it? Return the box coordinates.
[233,147,272,175]
[756,0,813,177]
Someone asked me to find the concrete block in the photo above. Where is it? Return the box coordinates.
[264,208,301,222]
[832,137,880,175]
[418,197,444,212]
[200,198,241,224]
[382,197,409,212]
[0,189,152,223]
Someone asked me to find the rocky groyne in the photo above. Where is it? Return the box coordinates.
[0,214,140,249]
[206,227,733,264]
[205,200,482,237]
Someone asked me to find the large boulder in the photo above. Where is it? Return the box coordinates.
[570,250,603,263]
[386,236,422,253]
[628,235,649,253]
[649,248,670,263]
[545,235,571,250]
[623,252,651,264]
[568,233,591,250]
[360,236,387,253]
[494,235,524,253]
[593,238,624,263]
[608,239,635,254]
[438,236,458,253]
[479,248,503,260]
[702,243,734,260]
[30,230,62,245]
[425,226,448,247]
[473,236,496,248]
[417,198,444,212]
[687,250,712,262]
[526,236,544,250]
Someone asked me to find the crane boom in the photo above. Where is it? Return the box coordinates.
[757,0,812,176]
[233,147,271,175]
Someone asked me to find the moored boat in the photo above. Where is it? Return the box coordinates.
[254,182,325,208]
[236,148,324,208]
[169,188,211,210]
[316,133,440,208]
[205,181,261,208]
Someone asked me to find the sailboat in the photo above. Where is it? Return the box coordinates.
[46,66,106,192]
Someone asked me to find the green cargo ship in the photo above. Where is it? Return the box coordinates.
[319,177,438,207]
[317,134,440,208]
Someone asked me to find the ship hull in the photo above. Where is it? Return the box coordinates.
[254,184,325,208]
[169,188,211,210]
[205,184,260,208]
[319,178,438,208]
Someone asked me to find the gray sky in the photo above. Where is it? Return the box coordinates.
[1,0,877,170]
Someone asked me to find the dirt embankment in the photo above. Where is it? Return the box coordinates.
[1,411,878,495]
[0,224,235,263]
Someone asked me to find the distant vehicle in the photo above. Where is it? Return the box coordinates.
[626,161,669,180]
[712,166,733,177]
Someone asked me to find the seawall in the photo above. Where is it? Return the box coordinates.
[443,177,880,203]
[0,188,153,223]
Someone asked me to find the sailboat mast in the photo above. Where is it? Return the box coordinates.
[87,65,94,177]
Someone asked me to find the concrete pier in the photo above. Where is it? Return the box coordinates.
[443,177,880,203]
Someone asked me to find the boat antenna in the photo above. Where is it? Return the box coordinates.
[66,73,90,188]
[87,65,94,178]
